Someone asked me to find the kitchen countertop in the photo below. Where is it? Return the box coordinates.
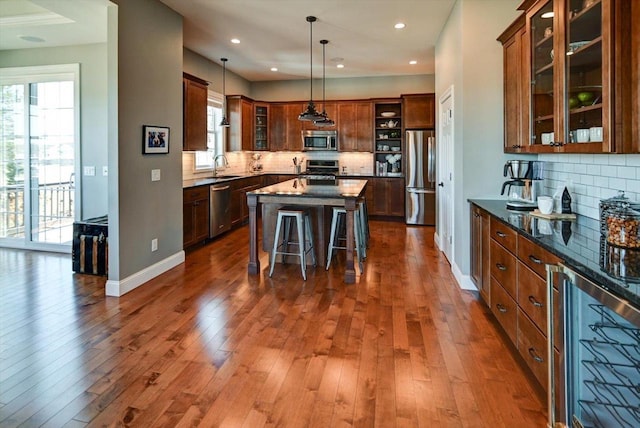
[469,199,639,309]
[249,177,368,199]
[183,172,403,189]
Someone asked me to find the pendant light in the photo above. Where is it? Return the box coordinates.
[298,16,324,121]
[219,57,230,127]
[314,39,335,127]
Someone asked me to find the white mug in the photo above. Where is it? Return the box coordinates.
[589,127,603,142]
[537,196,554,215]
[576,128,590,143]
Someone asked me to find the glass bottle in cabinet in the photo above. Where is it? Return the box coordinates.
[528,0,557,149]
[564,0,604,148]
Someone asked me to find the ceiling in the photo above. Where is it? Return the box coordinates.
[0,0,456,83]
[0,0,107,50]
[158,0,456,82]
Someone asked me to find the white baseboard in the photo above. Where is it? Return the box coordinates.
[434,232,442,250]
[105,250,185,297]
[451,261,477,291]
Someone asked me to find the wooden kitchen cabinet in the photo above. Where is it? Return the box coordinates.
[230,176,264,227]
[227,95,253,151]
[508,0,638,153]
[402,94,435,129]
[498,15,528,153]
[367,177,404,217]
[470,205,491,306]
[269,102,304,151]
[254,103,269,150]
[337,101,373,152]
[183,73,208,151]
[183,186,209,248]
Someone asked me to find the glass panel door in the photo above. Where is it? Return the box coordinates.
[0,74,77,249]
[530,0,557,148]
[565,0,603,146]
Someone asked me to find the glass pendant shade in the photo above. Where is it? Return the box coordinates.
[298,16,323,121]
[314,39,334,127]
[220,57,230,127]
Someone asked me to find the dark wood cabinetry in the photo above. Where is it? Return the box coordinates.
[470,205,491,305]
[402,94,435,129]
[367,178,404,217]
[500,0,638,153]
[183,73,208,151]
[183,186,209,248]
[373,101,403,176]
[337,101,373,152]
[227,95,253,151]
[269,102,304,151]
[230,176,264,227]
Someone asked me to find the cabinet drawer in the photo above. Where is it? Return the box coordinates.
[490,278,517,345]
[517,261,547,335]
[517,309,548,391]
[184,186,209,203]
[490,239,517,299]
[490,217,517,253]
[518,235,561,279]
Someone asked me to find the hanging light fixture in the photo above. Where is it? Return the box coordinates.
[314,39,335,127]
[298,16,324,121]
[219,57,230,127]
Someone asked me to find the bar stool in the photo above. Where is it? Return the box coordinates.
[269,206,316,280]
[326,205,366,272]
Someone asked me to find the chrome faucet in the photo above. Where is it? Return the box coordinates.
[212,154,229,176]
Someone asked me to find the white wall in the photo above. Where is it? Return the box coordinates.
[184,48,251,97]
[435,0,523,287]
[0,43,109,219]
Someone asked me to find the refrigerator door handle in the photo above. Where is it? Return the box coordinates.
[427,137,435,184]
[407,189,436,194]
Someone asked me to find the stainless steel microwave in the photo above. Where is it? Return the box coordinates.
[302,130,338,151]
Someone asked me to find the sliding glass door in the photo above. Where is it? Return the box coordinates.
[0,65,79,251]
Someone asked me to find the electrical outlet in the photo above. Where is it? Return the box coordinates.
[151,238,158,252]
[83,166,95,176]
[102,166,108,176]
[151,169,161,181]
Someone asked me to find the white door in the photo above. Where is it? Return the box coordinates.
[437,86,454,262]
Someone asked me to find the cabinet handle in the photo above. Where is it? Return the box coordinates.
[528,347,544,363]
[495,263,507,271]
[474,212,480,218]
[496,231,507,238]
[528,254,543,264]
[496,303,507,313]
[528,295,543,307]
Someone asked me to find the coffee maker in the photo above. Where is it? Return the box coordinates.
[502,160,544,210]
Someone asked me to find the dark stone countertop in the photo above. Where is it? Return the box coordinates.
[469,199,639,309]
[183,172,403,189]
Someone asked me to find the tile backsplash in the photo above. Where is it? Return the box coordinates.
[539,154,640,220]
[182,151,374,180]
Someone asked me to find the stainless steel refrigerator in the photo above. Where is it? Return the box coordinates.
[405,130,436,225]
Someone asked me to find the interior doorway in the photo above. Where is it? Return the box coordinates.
[437,86,454,262]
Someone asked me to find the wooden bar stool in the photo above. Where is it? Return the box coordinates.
[269,206,316,280]
[326,205,365,272]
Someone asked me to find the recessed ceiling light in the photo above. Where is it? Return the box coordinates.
[336,64,344,69]
[19,35,45,43]
[231,38,240,44]
[271,67,278,72]
[394,23,406,29]
[541,11,554,18]
[409,60,417,65]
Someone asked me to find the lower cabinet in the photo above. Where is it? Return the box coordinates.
[230,176,264,227]
[183,186,209,248]
[367,177,404,217]
[470,203,563,395]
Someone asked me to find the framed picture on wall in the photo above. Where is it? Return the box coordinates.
[143,125,170,154]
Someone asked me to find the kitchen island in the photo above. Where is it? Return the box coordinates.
[246,178,368,283]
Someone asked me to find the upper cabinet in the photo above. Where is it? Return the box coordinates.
[183,73,208,152]
[254,103,269,150]
[402,94,435,129]
[337,101,373,152]
[501,0,639,153]
[227,95,253,151]
[269,102,304,151]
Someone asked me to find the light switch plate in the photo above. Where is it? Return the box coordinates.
[83,166,95,176]
[151,169,161,181]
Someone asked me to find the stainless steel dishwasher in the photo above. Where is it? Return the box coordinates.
[209,185,231,238]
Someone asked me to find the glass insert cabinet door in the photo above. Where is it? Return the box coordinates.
[565,0,604,147]
[529,0,557,148]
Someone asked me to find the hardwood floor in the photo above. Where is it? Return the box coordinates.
[0,221,546,427]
